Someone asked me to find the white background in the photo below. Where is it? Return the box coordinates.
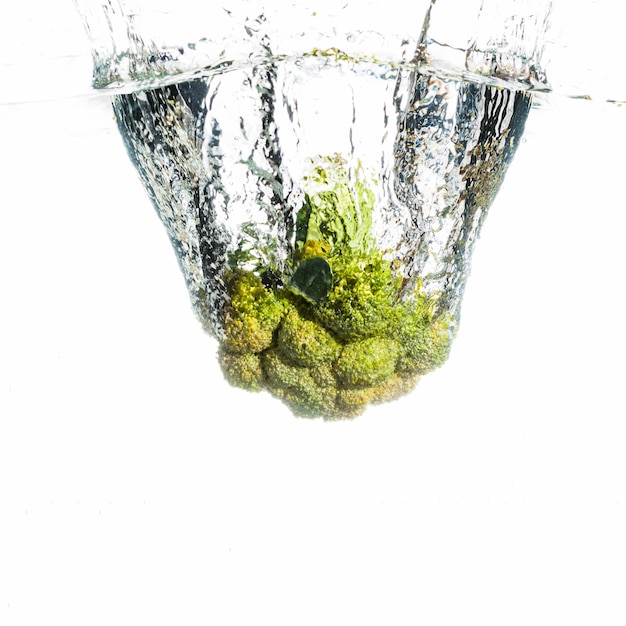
[1,2,625,625]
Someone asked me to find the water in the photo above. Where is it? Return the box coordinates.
[3,0,622,418]
[109,52,532,418]
[114,54,530,328]
[72,0,612,417]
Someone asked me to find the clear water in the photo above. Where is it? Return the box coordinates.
[70,0,614,417]
[112,53,531,341]
[0,0,615,417]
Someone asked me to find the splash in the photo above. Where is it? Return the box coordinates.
[78,0,546,417]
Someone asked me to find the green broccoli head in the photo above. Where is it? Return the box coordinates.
[276,306,341,368]
[221,269,286,354]
[394,287,454,375]
[396,314,452,375]
[336,371,421,416]
[261,348,340,418]
[219,349,264,391]
[215,156,454,420]
[217,266,451,419]
[312,248,403,341]
[335,336,401,387]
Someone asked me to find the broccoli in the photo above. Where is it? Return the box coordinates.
[219,350,264,391]
[336,371,421,415]
[221,269,286,354]
[396,312,452,375]
[276,306,341,367]
[261,348,339,418]
[216,155,453,419]
[312,248,403,340]
[335,336,401,387]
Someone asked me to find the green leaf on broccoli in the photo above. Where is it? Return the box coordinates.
[295,154,375,255]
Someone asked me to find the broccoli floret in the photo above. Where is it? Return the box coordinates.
[335,336,401,387]
[396,314,452,375]
[219,349,264,391]
[276,307,341,368]
[261,348,339,418]
[310,362,337,388]
[373,372,421,404]
[312,248,403,340]
[294,156,400,340]
[336,371,420,415]
[222,269,286,354]
[394,287,453,375]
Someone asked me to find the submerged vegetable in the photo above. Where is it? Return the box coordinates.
[217,155,453,419]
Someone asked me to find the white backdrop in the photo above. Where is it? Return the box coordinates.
[1,2,625,625]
